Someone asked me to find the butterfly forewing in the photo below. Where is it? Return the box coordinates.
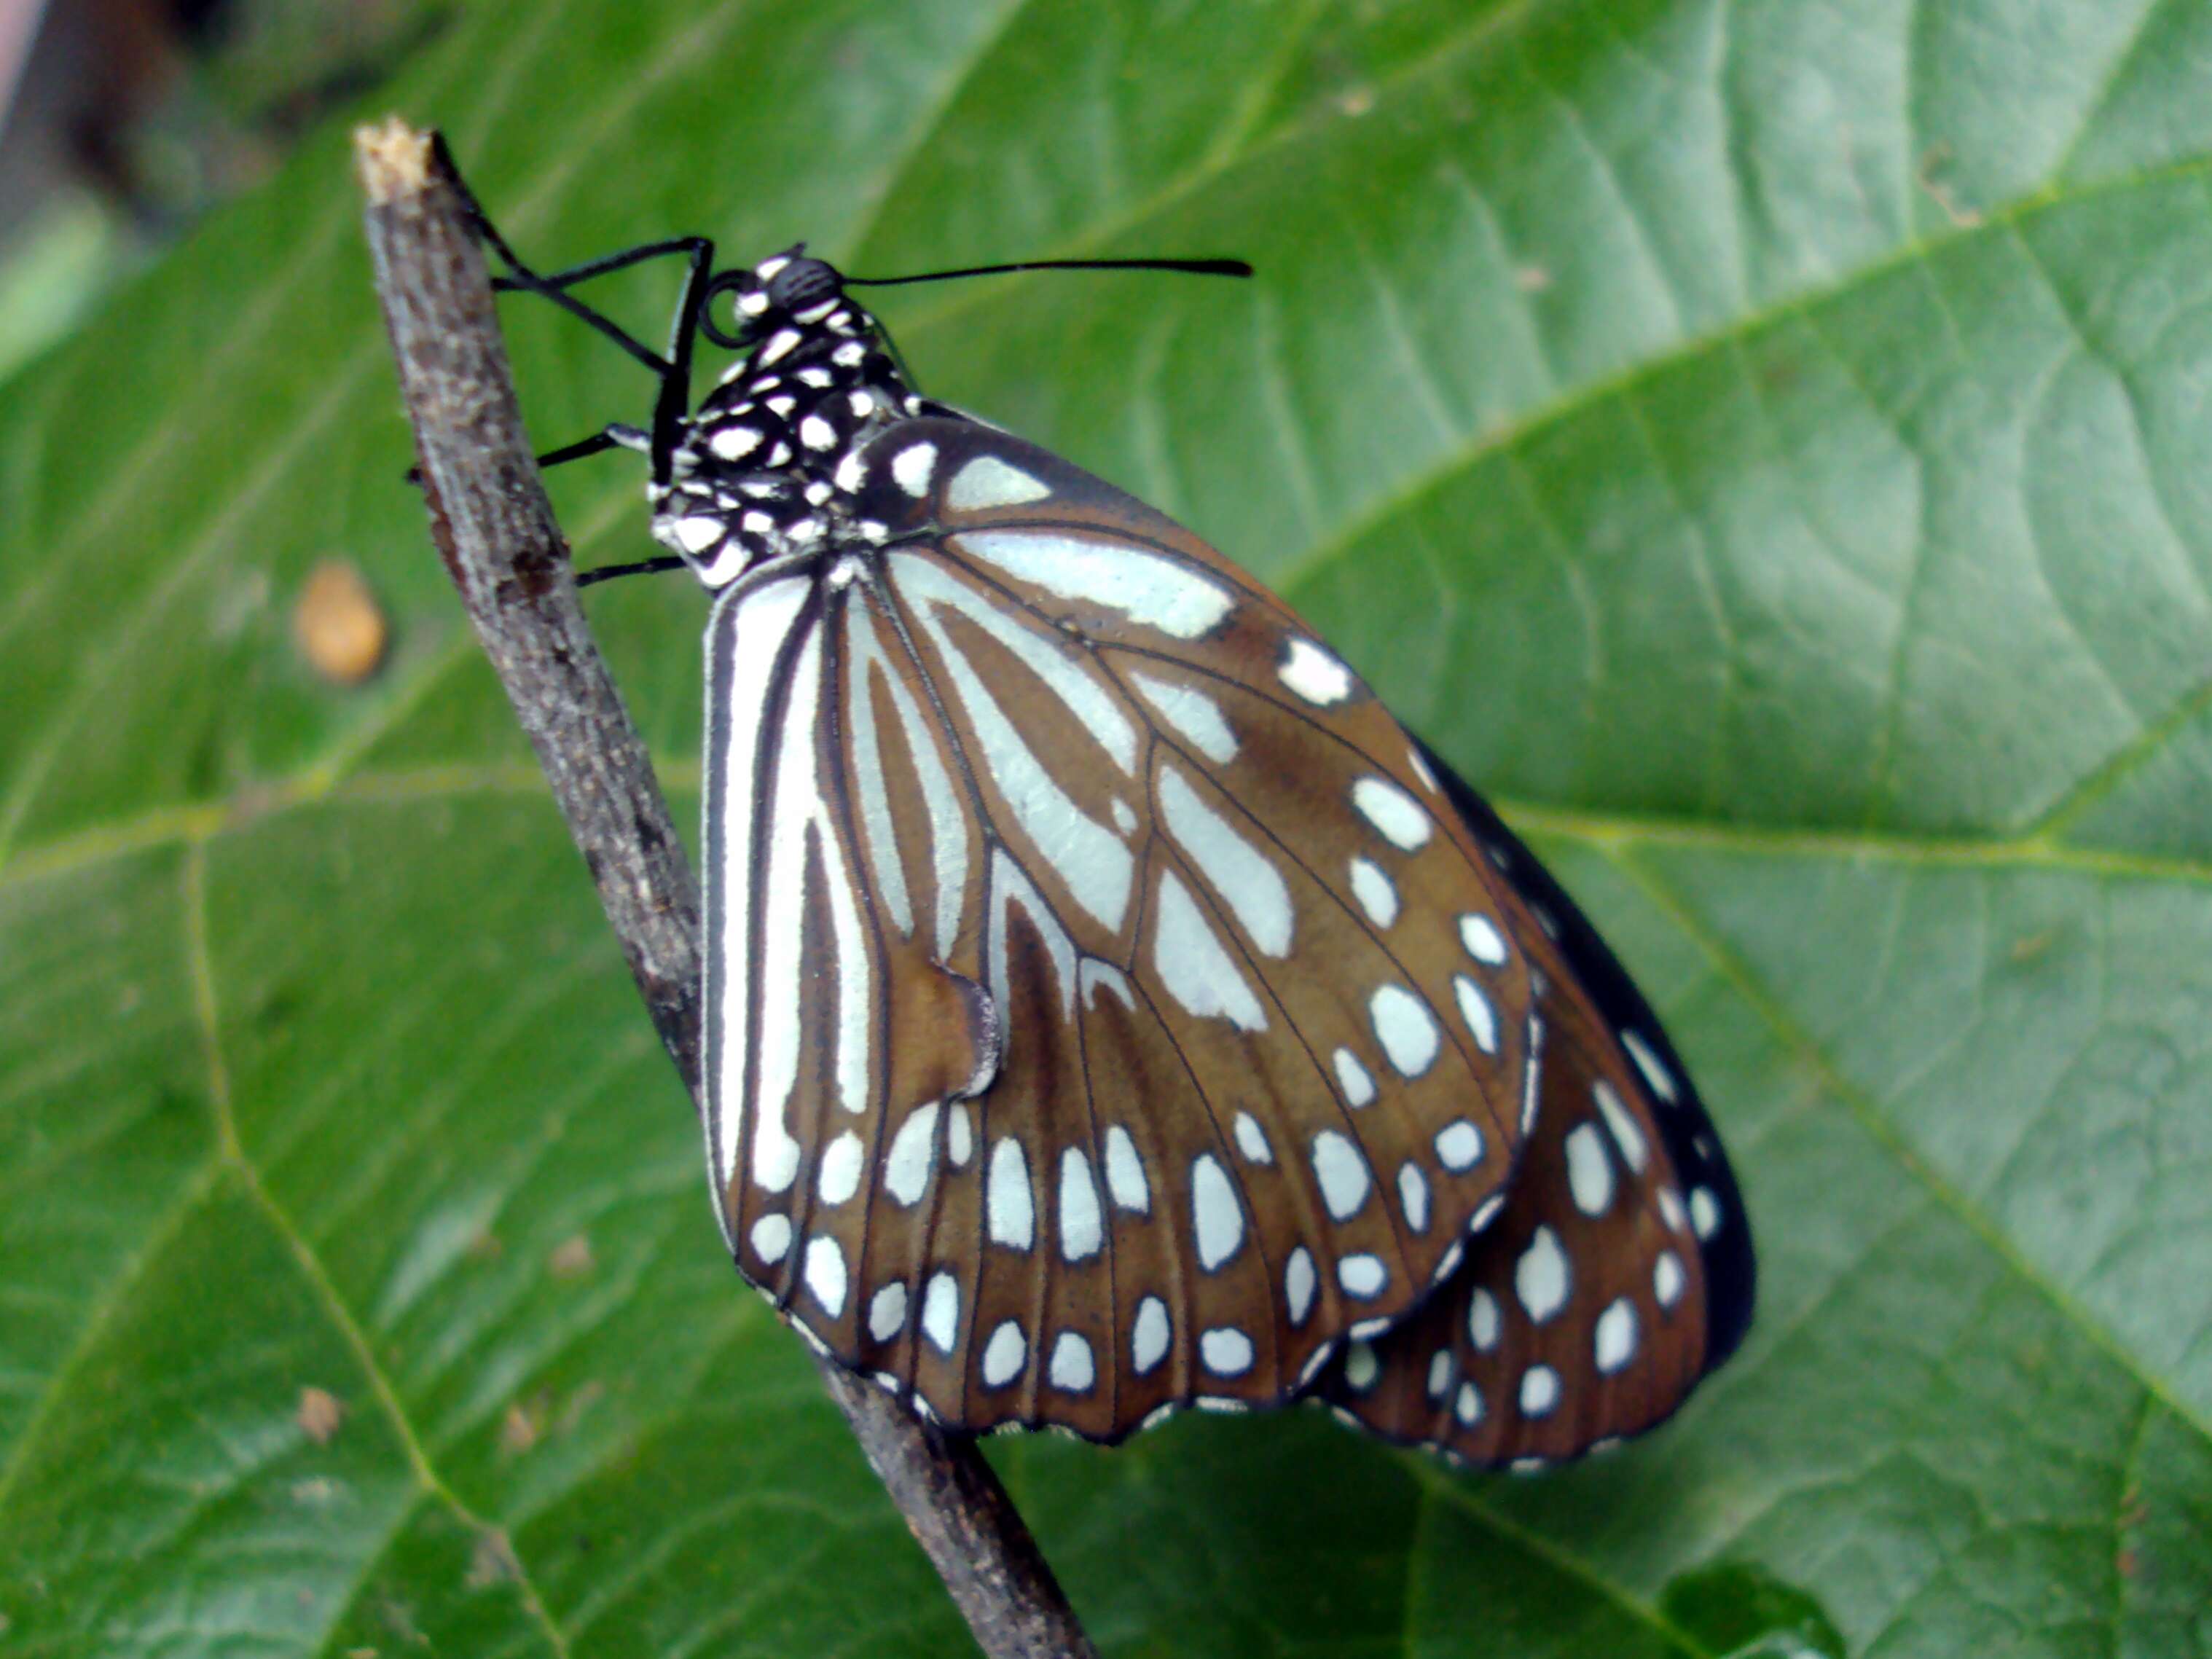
[707,420,1547,1439]
[1319,763,1754,1464]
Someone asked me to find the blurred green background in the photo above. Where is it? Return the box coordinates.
[2,2,2210,1655]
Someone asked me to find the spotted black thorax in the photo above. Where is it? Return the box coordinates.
[647,246,934,589]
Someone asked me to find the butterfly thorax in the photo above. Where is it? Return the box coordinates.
[649,248,922,589]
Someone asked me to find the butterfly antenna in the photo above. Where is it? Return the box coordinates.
[844,256,1252,286]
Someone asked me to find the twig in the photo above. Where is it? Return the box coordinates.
[354,117,1097,1659]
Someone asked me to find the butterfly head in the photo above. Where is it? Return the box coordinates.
[650,246,917,587]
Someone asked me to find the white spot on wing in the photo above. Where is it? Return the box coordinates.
[1352,777,1432,850]
[892,442,936,496]
[1311,1131,1370,1220]
[884,1103,940,1207]
[1623,1029,1680,1102]
[1349,856,1398,928]
[1459,914,1509,965]
[749,1213,791,1265]
[1337,1254,1387,1297]
[1191,1153,1244,1270]
[1434,1118,1483,1172]
[804,1235,847,1317]
[1397,1162,1431,1231]
[1593,1080,1650,1174]
[868,1280,908,1341]
[1132,1297,1170,1373]
[1519,1363,1560,1418]
[947,454,1053,511]
[988,1137,1035,1250]
[1285,1247,1316,1324]
[1104,1125,1149,1212]
[1059,1147,1102,1262]
[1200,1327,1254,1376]
[1232,1111,1274,1164]
[1564,1122,1615,1216]
[922,1271,960,1352]
[982,1319,1026,1386]
[1453,975,1498,1053]
[1654,1250,1685,1308]
[817,1130,863,1205]
[1594,1298,1638,1373]
[1369,984,1440,1076]
[1048,1330,1096,1392]
[1279,638,1353,705]
[1333,1047,1376,1107]
[1468,1288,1500,1351]
[1515,1225,1569,1323]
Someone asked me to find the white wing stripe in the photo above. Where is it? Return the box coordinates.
[895,553,1137,774]
[707,575,814,1193]
[907,565,1134,932]
[1158,766,1293,957]
[956,529,1234,639]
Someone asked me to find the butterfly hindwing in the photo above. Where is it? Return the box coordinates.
[1319,756,1754,1464]
[706,420,1549,1439]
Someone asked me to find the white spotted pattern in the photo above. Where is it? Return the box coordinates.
[1104,1125,1150,1212]
[817,1129,863,1206]
[948,454,1052,511]
[1201,1327,1255,1376]
[922,1271,960,1352]
[1333,1046,1377,1107]
[1285,1247,1317,1324]
[1192,1153,1245,1270]
[1279,638,1353,704]
[1059,1147,1103,1263]
[1132,1297,1171,1374]
[750,1213,791,1266]
[1434,1118,1484,1172]
[1593,1080,1650,1174]
[1348,856,1399,928]
[1370,984,1440,1076]
[982,1319,1027,1387]
[1515,1225,1570,1324]
[1311,1131,1371,1220]
[987,1137,1035,1250]
[1397,1161,1431,1231]
[1594,1298,1639,1373]
[804,1235,847,1317]
[1564,1121,1615,1217]
[1691,1186,1721,1239]
[1233,1111,1274,1165]
[1622,1029,1679,1102]
[1468,1288,1501,1351]
[1456,1381,1485,1426]
[891,442,937,496]
[1453,974,1499,1053]
[1351,777,1431,850]
[1049,1330,1097,1392]
[1338,1254,1387,1298]
[868,1280,908,1341]
[1520,1364,1561,1418]
[1654,1250,1685,1308]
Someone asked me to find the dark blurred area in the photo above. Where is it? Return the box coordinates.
[0,0,441,379]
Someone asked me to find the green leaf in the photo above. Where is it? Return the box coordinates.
[4,1,2209,1655]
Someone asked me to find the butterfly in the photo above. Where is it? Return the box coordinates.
[469,173,1755,1465]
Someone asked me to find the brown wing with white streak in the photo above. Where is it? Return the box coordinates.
[705,418,1545,1440]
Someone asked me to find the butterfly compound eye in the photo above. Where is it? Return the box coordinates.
[766,256,841,314]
